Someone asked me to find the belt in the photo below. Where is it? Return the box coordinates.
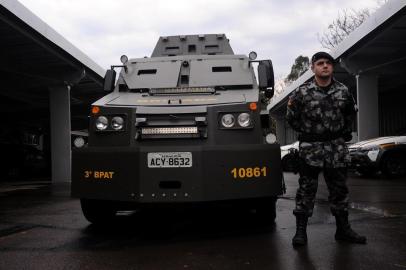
[298,132,343,142]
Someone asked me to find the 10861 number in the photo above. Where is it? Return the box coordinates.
[230,167,268,179]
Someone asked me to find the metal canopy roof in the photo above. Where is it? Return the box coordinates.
[0,0,106,128]
[269,0,406,115]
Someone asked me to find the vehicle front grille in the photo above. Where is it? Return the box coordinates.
[135,114,207,140]
[138,126,202,139]
[149,87,215,95]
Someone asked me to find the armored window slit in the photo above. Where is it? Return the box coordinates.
[138,69,157,75]
[212,66,232,72]
[205,45,219,49]
[165,46,180,51]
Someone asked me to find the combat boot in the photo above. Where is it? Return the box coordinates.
[292,213,308,246]
[334,211,367,244]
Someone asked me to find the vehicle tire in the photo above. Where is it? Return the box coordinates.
[381,153,406,178]
[80,199,117,224]
[254,197,277,224]
[356,168,376,178]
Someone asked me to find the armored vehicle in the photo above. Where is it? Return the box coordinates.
[71,34,283,224]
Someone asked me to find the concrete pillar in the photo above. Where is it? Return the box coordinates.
[49,85,71,182]
[275,116,286,145]
[356,74,379,141]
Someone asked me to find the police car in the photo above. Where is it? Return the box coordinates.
[348,136,406,178]
[280,141,299,172]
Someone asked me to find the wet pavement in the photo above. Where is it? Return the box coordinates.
[0,173,406,270]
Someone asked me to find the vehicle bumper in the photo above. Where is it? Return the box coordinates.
[349,152,378,170]
[71,144,283,203]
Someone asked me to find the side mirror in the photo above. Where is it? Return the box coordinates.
[258,60,275,98]
[103,69,116,92]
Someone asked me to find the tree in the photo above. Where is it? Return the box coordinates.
[285,55,310,83]
[318,8,370,50]
[274,76,287,96]
[318,1,389,49]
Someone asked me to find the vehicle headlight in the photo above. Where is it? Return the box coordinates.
[111,116,124,130]
[361,145,380,152]
[367,149,380,162]
[95,116,108,130]
[73,137,86,148]
[221,114,235,128]
[238,113,251,127]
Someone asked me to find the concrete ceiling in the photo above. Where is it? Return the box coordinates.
[269,2,406,116]
[0,2,106,129]
[339,4,406,92]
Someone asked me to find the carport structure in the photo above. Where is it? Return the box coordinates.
[269,0,406,145]
[0,0,106,182]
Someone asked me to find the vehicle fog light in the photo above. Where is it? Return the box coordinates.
[266,133,277,144]
[111,116,124,130]
[221,114,235,128]
[95,116,108,130]
[238,113,251,127]
[74,137,85,148]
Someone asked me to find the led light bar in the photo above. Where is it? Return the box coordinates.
[150,87,215,95]
[141,127,198,135]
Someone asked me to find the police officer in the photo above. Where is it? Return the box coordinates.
[286,51,367,246]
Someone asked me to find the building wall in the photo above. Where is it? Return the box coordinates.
[379,89,406,136]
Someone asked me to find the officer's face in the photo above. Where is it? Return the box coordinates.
[311,58,333,79]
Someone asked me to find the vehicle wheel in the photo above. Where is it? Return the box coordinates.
[254,197,277,224]
[80,199,117,224]
[381,153,406,178]
[356,168,376,178]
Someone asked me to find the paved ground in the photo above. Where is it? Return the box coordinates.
[0,172,406,270]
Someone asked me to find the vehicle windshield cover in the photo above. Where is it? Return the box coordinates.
[122,58,253,90]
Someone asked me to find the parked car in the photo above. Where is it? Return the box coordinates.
[348,136,406,178]
[280,141,299,172]
[0,128,50,180]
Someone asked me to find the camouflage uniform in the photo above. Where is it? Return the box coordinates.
[286,78,357,217]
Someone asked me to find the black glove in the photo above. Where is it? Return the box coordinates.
[343,132,352,142]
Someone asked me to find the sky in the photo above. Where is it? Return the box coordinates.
[18,0,382,79]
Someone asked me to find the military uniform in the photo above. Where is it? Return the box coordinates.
[286,78,356,217]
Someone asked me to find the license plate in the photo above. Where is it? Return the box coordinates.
[147,152,192,168]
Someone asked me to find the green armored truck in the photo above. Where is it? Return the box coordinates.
[71,34,283,224]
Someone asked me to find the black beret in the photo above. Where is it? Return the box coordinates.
[311,51,334,64]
